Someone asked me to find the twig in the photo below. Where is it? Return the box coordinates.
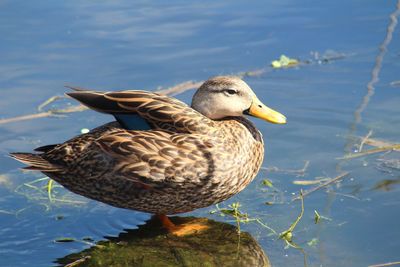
[338,144,400,160]
[359,129,373,152]
[368,261,400,267]
[292,172,349,201]
[37,95,67,111]
[293,177,331,186]
[156,80,204,96]
[238,68,269,78]
[0,105,88,125]
[65,256,91,267]
[261,160,310,177]
[357,136,394,148]
[328,191,361,201]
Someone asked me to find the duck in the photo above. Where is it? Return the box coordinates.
[10,76,286,235]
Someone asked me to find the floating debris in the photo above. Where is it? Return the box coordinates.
[313,210,331,224]
[262,178,273,188]
[271,55,300,68]
[309,50,346,64]
[293,177,330,186]
[307,238,319,247]
[390,80,400,87]
[358,129,373,152]
[55,237,76,243]
[240,68,267,78]
[0,209,14,215]
[80,128,90,134]
[55,236,100,248]
[339,144,400,160]
[314,210,321,224]
[368,261,400,267]
[64,256,91,267]
[377,158,400,171]
[362,137,394,148]
[55,215,65,220]
[348,134,395,148]
[0,174,12,189]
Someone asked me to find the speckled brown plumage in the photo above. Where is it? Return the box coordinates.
[10,76,285,215]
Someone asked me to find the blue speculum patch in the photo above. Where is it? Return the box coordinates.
[113,114,152,130]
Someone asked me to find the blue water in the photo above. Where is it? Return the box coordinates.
[1,1,400,266]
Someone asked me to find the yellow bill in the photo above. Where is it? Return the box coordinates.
[248,96,286,124]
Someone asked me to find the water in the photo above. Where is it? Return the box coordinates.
[1,0,399,266]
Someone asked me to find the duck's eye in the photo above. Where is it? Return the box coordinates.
[224,89,237,95]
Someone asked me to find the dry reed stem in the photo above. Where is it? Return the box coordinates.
[292,172,349,201]
[368,261,400,267]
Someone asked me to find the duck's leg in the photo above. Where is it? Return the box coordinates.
[157,214,177,231]
[156,214,209,237]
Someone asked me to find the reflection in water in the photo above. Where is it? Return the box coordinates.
[56,216,270,267]
[373,178,400,191]
[374,158,400,191]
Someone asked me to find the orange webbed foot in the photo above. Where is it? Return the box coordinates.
[157,215,209,236]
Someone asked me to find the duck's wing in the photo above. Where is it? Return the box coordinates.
[59,129,212,188]
[66,88,215,133]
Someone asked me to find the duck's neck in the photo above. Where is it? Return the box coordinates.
[218,116,263,143]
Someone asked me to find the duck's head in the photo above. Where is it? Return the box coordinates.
[191,76,286,124]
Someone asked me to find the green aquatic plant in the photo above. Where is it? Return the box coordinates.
[307,238,319,247]
[279,191,308,266]
[14,176,86,210]
[262,178,273,188]
[314,210,321,224]
[211,202,249,234]
[313,210,332,224]
[279,191,304,246]
[47,179,54,203]
[211,202,278,236]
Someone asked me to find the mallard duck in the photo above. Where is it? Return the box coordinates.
[11,76,285,234]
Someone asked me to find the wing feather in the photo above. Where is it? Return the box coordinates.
[67,89,215,133]
[93,130,211,186]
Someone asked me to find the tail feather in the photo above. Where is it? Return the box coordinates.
[9,153,63,172]
[64,85,94,92]
[66,91,124,114]
[34,144,58,152]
